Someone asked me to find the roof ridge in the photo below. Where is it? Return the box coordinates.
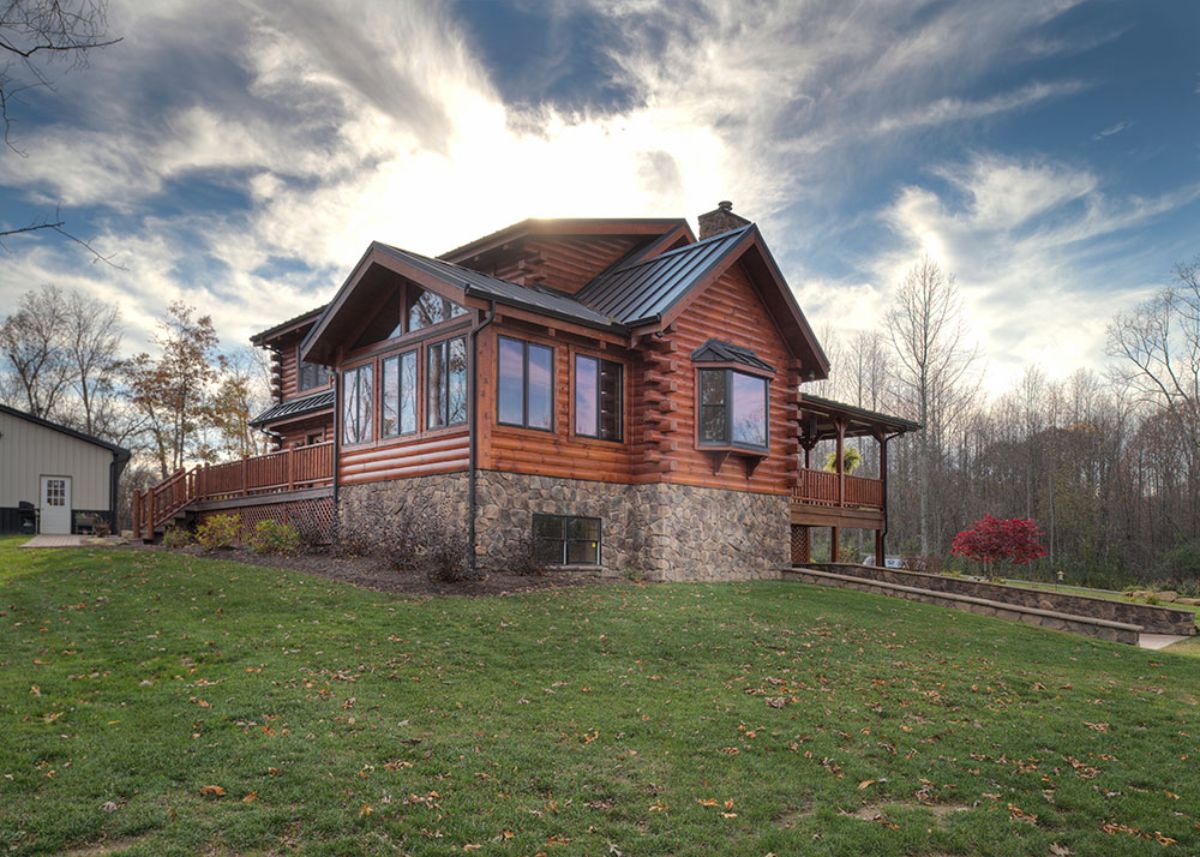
[610,224,752,274]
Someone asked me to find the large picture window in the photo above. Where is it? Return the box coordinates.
[498,336,554,431]
[698,368,768,449]
[427,336,467,429]
[342,364,374,445]
[533,514,601,566]
[381,350,417,437]
[574,354,623,441]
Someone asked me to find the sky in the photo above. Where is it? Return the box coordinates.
[1,0,1197,397]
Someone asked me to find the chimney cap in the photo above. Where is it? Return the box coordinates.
[717,200,733,211]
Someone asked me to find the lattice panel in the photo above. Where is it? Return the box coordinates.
[199,497,334,545]
[790,524,810,565]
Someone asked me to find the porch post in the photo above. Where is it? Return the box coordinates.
[831,526,840,563]
[874,530,884,567]
[877,430,889,566]
[835,419,846,507]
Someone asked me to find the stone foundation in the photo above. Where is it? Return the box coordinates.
[337,470,790,581]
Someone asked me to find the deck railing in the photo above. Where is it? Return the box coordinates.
[792,467,883,509]
[132,442,334,539]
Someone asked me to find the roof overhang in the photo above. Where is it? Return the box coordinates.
[439,217,693,264]
[798,393,921,441]
[250,305,326,347]
[0,403,131,461]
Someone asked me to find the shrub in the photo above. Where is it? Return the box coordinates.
[162,525,192,549]
[196,514,240,550]
[250,519,301,555]
[502,532,547,577]
[1159,540,1200,585]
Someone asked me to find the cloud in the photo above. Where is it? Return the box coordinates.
[1092,120,1132,140]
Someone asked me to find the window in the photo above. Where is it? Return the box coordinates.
[45,479,66,507]
[408,286,467,332]
[298,356,331,391]
[427,336,467,429]
[698,368,768,449]
[306,432,323,445]
[498,336,554,430]
[342,364,374,444]
[533,514,601,566]
[574,354,623,441]
[382,350,418,437]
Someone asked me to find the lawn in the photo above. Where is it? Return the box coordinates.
[1,538,1198,856]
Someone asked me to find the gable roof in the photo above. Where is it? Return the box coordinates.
[250,304,326,346]
[439,217,691,263]
[576,226,752,326]
[0,403,131,460]
[691,338,776,373]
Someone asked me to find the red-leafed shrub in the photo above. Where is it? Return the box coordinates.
[951,514,1046,578]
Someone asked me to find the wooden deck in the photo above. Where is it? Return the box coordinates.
[790,467,884,529]
[132,442,333,540]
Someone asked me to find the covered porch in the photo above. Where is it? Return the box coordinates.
[791,394,919,566]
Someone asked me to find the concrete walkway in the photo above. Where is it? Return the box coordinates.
[20,534,89,548]
[1139,633,1190,650]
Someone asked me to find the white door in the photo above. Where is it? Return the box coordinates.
[40,476,72,534]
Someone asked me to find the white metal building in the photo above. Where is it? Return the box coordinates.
[0,404,130,535]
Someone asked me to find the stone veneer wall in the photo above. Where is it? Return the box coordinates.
[338,472,469,554]
[475,471,789,581]
[338,470,790,580]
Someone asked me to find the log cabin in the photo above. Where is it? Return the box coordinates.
[132,203,918,579]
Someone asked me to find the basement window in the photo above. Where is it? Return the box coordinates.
[533,514,601,566]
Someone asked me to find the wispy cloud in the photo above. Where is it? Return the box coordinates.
[1092,120,1132,140]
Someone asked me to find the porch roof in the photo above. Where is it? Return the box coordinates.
[798,393,921,442]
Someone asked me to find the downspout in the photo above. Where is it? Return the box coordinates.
[467,301,498,576]
[332,371,340,534]
[880,431,903,552]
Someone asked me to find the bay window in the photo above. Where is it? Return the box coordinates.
[341,363,374,445]
[574,354,623,441]
[427,336,467,429]
[698,368,768,449]
[498,336,554,431]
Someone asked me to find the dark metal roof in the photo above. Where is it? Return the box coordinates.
[250,389,335,427]
[250,304,327,345]
[691,338,775,373]
[375,243,624,332]
[575,225,752,326]
[799,393,922,439]
[0,403,130,459]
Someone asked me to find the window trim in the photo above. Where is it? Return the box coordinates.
[296,343,332,392]
[497,335,555,433]
[695,367,770,452]
[572,351,624,443]
[532,513,602,567]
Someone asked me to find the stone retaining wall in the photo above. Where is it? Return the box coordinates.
[787,568,1141,645]
[803,563,1196,636]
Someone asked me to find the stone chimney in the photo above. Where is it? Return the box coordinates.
[698,200,751,240]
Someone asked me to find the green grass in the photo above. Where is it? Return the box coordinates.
[2,537,1199,856]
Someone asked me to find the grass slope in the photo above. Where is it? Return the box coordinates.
[1,538,1197,856]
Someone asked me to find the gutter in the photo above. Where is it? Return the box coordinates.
[467,301,497,576]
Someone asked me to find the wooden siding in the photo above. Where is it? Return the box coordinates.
[631,260,799,496]
[276,415,333,449]
[339,431,469,485]
[279,342,300,399]
[475,323,635,483]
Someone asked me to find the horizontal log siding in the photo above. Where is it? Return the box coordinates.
[338,431,469,485]
[476,324,635,483]
[633,261,794,495]
[280,343,300,399]
[525,237,639,294]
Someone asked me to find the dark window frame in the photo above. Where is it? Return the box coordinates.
[573,353,624,442]
[426,335,468,430]
[497,335,555,432]
[296,345,331,391]
[381,348,418,438]
[697,367,769,451]
[532,513,602,566]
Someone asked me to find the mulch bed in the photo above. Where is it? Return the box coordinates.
[126,543,617,598]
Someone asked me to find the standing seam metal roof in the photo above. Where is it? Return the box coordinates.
[575,226,752,326]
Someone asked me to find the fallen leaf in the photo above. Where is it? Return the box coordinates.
[199,785,225,798]
[358,803,373,817]
[242,791,257,803]
[858,780,876,791]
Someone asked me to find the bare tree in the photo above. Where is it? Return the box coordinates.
[887,257,977,555]
[204,347,272,460]
[0,1,121,262]
[0,284,71,417]
[60,287,122,434]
